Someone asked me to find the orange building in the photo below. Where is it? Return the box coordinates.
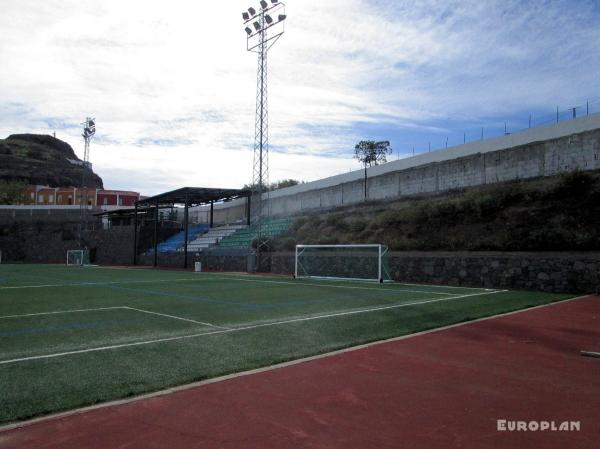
[56,188,76,205]
[74,188,98,206]
[21,186,139,207]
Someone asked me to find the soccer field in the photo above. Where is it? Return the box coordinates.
[0,264,573,424]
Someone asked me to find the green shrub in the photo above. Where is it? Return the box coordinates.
[0,181,27,205]
[61,229,76,241]
[290,217,307,231]
[348,217,367,233]
[325,213,345,227]
[273,236,296,251]
[27,147,45,160]
[550,170,594,199]
[317,235,339,245]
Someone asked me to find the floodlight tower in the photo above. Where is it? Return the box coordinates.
[79,117,96,248]
[242,0,287,268]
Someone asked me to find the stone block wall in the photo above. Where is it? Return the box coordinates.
[263,251,599,294]
[136,252,248,273]
[387,251,599,293]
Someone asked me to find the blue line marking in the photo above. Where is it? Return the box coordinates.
[0,319,134,337]
[100,284,275,310]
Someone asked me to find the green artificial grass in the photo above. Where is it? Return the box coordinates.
[0,264,573,424]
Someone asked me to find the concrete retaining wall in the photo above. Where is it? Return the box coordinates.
[192,114,600,224]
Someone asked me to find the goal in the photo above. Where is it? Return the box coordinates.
[66,249,90,266]
[294,244,391,283]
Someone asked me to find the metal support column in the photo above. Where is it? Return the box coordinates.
[364,164,368,200]
[133,202,138,265]
[153,200,159,267]
[246,196,251,226]
[183,194,189,270]
[210,201,214,228]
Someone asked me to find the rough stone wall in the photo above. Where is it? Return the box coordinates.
[0,226,139,265]
[387,251,599,293]
[0,227,134,264]
[136,252,248,273]
[92,228,136,265]
[3,236,596,293]
[264,251,599,294]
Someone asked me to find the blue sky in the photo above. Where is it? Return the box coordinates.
[1,0,599,194]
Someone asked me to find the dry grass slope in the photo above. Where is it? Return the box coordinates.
[273,170,600,252]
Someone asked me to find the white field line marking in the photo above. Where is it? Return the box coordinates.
[394,281,497,292]
[123,307,229,330]
[92,266,496,292]
[0,305,225,330]
[0,270,483,297]
[0,294,589,433]
[195,272,493,293]
[0,278,203,290]
[0,289,506,365]
[0,275,464,297]
[0,306,127,320]
[51,265,495,293]
[196,274,459,296]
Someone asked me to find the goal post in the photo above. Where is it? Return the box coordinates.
[294,244,392,283]
[66,249,90,266]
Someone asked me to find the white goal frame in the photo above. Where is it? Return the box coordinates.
[66,249,89,266]
[294,244,390,283]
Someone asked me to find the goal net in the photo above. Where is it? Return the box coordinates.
[66,249,90,266]
[295,244,391,282]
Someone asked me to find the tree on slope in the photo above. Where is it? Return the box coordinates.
[354,140,392,200]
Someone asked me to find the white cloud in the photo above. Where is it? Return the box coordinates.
[1,0,598,195]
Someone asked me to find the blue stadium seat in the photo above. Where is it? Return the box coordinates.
[157,224,209,253]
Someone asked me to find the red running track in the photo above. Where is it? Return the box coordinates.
[1,296,599,449]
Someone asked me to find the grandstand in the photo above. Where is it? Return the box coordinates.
[159,219,291,253]
[132,187,251,268]
[218,218,291,248]
[157,224,209,253]
[186,224,247,252]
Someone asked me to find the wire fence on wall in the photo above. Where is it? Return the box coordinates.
[404,96,600,157]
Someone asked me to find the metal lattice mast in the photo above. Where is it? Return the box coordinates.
[242,1,286,269]
[253,12,268,239]
[79,117,95,249]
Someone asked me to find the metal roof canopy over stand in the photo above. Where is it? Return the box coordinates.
[133,187,252,269]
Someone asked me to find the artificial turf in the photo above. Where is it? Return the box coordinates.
[0,264,574,424]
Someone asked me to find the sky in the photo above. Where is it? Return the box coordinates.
[1,0,599,195]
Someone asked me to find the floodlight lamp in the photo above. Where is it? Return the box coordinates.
[242,12,250,20]
[260,0,268,9]
[278,14,287,21]
[253,21,261,31]
[248,7,256,15]
[265,14,273,24]
[245,27,253,35]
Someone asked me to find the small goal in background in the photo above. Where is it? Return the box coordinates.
[66,249,90,267]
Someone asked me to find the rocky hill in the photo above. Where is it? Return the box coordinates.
[0,134,103,188]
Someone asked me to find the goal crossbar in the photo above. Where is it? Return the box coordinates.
[295,244,390,283]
